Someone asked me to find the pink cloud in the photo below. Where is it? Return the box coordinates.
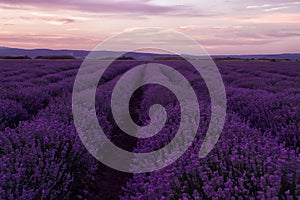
[40,17,75,25]
[197,38,278,46]
[0,33,100,49]
[0,0,180,15]
[0,0,215,18]
[265,32,300,38]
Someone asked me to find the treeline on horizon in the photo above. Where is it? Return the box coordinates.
[0,55,298,62]
[0,55,77,60]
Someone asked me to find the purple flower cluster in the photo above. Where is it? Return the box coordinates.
[122,113,299,199]
[0,59,299,199]
[0,99,28,130]
[0,116,96,199]
[120,61,300,199]
[0,60,97,199]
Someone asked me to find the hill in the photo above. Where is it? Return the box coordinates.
[0,46,299,61]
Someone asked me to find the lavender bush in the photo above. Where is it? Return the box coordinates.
[0,59,299,199]
[121,113,300,199]
[0,99,28,131]
[0,116,96,199]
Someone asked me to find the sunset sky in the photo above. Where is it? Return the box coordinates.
[0,0,299,54]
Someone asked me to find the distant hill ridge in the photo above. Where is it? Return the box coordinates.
[0,46,299,61]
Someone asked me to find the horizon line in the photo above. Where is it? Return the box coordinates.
[1,46,299,56]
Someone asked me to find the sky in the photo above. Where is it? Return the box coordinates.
[0,0,299,55]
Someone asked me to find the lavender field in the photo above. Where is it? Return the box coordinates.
[0,59,299,199]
